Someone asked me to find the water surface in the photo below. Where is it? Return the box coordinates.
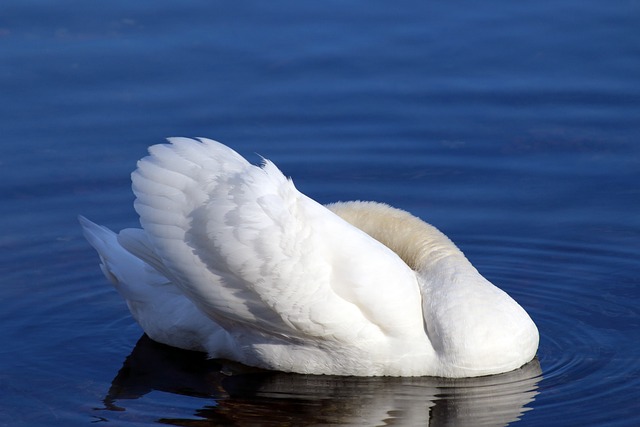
[1,1,639,425]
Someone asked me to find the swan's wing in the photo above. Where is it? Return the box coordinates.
[128,138,424,344]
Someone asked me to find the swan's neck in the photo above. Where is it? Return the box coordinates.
[327,201,539,378]
[326,201,468,273]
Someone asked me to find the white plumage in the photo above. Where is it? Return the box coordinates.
[80,137,538,377]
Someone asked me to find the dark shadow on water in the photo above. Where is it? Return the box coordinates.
[100,335,542,426]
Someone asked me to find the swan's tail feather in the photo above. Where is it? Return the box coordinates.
[79,215,124,286]
[79,215,224,353]
[78,215,167,301]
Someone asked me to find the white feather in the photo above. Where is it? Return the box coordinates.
[80,138,539,377]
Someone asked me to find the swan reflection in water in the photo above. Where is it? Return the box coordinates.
[100,335,542,426]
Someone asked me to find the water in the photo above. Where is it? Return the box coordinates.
[1,0,639,425]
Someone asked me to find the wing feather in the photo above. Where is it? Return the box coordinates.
[129,138,424,345]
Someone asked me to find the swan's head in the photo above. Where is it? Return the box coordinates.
[422,259,539,377]
[327,201,539,377]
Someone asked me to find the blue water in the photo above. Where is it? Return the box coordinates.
[1,1,639,425]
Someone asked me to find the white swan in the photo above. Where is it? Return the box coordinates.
[80,137,538,377]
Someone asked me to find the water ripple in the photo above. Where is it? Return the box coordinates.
[3,232,638,425]
[464,234,640,425]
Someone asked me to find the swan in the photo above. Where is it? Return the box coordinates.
[80,137,539,377]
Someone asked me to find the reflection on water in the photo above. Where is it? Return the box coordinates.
[100,335,541,426]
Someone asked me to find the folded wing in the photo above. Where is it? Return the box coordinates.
[127,138,424,345]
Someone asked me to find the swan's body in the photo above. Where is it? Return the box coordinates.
[80,138,538,377]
